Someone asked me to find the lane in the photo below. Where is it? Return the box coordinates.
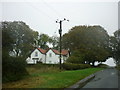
[82,68,118,88]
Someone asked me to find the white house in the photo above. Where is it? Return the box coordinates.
[26,48,69,64]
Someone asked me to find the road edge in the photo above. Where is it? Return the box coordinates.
[65,74,95,89]
[65,69,104,90]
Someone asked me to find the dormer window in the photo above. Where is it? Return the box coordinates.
[35,51,38,57]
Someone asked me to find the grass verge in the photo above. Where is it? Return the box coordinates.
[3,66,103,88]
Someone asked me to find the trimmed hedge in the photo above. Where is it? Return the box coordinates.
[97,64,109,68]
[62,63,91,70]
[27,63,59,68]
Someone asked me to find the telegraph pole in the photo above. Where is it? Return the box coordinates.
[56,18,69,69]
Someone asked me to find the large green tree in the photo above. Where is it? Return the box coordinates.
[37,34,59,49]
[113,29,120,64]
[38,34,50,49]
[2,21,39,57]
[49,35,59,49]
[62,25,110,66]
[2,22,28,83]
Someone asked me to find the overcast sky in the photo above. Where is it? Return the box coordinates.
[1,0,119,37]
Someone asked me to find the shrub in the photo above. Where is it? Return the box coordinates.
[97,64,109,68]
[66,50,85,64]
[27,63,59,69]
[116,65,120,70]
[62,63,91,70]
[2,55,28,83]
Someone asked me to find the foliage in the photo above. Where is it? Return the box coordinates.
[37,34,59,49]
[97,64,109,68]
[3,68,103,88]
[26,64,60,74]
[2,21,39,57]
[62,25,110,66]
[112,29,120,64]
[2,21,59,57]
[2,24,28,83]
[2,28,14,51]
[49,35,59,49]
[38,34,50,49]
[62,63,91,70]
[66,49,85,64]
[2,55,28,83]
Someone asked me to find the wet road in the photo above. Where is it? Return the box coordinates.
[82,68,118,88]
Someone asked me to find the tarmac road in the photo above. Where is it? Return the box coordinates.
[82,68,119,88]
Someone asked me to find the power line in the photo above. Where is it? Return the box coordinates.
[41,0,64,19]
[25,0,56,21]
[25,0,70,37]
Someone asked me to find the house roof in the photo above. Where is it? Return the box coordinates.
[36,48,69,55]
[37,48,47,54]
[51,49,60,55]
[61,50,69,55]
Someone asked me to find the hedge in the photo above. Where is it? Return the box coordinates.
[97,64,109,68]
[2,56,28,83]
[62,63,91,70]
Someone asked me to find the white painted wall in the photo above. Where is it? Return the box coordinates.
[26,48,69,64]
[31,49,45,63]
[45,49,59,64]
[26,57,37,64]
[26,49,46,64]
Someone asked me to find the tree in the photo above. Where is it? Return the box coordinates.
[38,34,50,49]
[49,35,59,49]
[62,25,110,66]
[2,28,14,52]
[66,49,85,64]
[2,23,28,83]
[2,21,39,57]
[113,29,120,65]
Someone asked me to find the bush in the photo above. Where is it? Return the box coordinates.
[97,64,109,68]
[27,63,59,69]
[66,50,85,64]
[62,63,91,70]
[2,55,28,83]
[115,65,120,70]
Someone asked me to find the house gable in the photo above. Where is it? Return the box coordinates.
[45,49,59,64]
[37,48,47,54]
[31,49,41,58]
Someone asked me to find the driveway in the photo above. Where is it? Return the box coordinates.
[81,68,118,89]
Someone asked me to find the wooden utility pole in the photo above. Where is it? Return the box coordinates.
[56,18,69,69]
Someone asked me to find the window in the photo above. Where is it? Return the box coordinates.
[49,53,52,57]
[35,51,38,57]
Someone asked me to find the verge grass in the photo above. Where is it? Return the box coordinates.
[3,64,103,88]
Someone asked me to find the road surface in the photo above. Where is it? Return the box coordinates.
[81,68,119,88]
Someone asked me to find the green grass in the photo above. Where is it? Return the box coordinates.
[3,65,103,88]
[35,68,103,88]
